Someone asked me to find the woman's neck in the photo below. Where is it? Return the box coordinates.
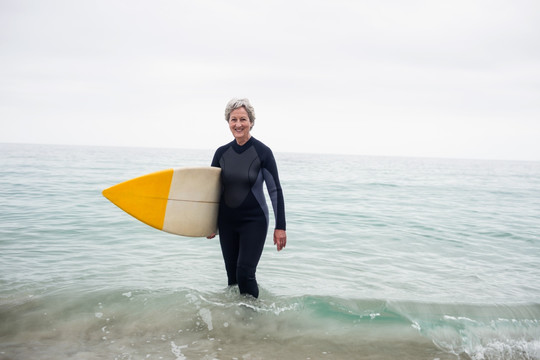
[235,134,251,146]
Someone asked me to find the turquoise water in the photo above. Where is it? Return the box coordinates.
[1,143,539,359]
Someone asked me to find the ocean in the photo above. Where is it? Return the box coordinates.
[1,142,539,360]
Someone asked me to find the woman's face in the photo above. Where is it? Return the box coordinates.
[228,107,252,144]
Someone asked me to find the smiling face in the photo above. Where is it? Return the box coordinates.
[228,107,253,145]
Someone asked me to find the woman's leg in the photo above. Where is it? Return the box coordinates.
[219,225,240,286]
[236,217,268,298]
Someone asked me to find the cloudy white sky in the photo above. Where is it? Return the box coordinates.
[1,0,539,160]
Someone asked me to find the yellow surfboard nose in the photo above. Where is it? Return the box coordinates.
[102,168,174,231]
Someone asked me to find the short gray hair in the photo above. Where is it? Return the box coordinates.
[224,98,256,128]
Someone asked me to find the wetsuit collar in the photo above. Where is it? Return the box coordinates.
[232,137,254,153]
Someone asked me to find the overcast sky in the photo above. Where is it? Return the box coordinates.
[1,0,539,160]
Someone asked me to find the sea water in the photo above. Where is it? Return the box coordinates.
[1,143,539,360]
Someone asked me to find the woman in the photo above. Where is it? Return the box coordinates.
[207,98,287,298]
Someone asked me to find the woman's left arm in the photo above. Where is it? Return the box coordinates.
[262,149,287,251]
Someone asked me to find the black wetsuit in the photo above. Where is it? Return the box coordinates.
[211,137,286,298]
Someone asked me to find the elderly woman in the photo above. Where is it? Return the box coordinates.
[208,98,287,298]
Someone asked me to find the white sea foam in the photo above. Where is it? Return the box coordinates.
[199,308,213,331]
[170,341,187,360]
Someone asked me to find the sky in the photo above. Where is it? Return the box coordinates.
[1,0,539,161]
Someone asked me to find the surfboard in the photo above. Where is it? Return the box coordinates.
[102,167,221,237]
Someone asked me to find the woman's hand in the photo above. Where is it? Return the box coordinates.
[274,229,287,251]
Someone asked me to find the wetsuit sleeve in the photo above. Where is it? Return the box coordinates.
[211,153,219,167]
[262,150,286,231]
[211,147,223,168]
